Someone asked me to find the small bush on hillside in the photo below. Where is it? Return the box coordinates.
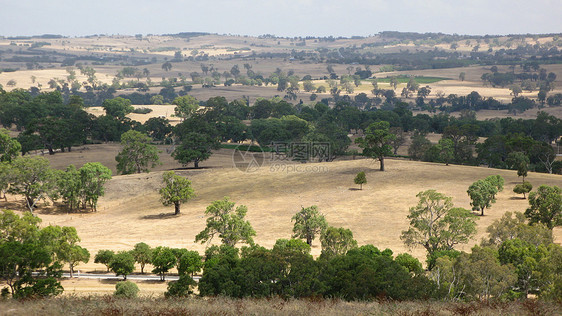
[132,107,153,114]
[114,281,139,298]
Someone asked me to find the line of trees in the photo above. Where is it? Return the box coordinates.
[0,156,111,212]
[2,86,561,173]
[195,188,561,301]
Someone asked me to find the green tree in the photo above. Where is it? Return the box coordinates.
[172,95,199,119]
[302,80,315,92]
[172,116,220,168]
[273,238,311,255]
[159,171,195,215]
[389,77,398,90]
[291,206,328,246]
[56,165,81,211]
[484,175,504,198]
[131,242,152,274]
[437,138,454,165]
[320,226,358,258]
[459,72,466,81]
[467,179,498,216]
[40,226,89,278]
[165,275,196,297]
[151,246,176,281]
[58,163,111,212]
[94,249,115,272]
[408,132,431,160]
[143,117,172,143]
[195,197,256,247]
[61,245,89,278]
[482,211,552,247]
[537,243,562,300]
[395,253,424,275]
[172,132,219,168]
[400,190,478,269]
[510,84,523,97]
[177,250,203,277]
[0,162,13,201]
[0,129,21,162]
[514,182,533,199]
[525,185,562,229]
[79,162,112,211]
[354,171,367,190]
[355,121,395,171]
[109,251,135,280]
[0,211,64,298]
[102,97,134,120]
[499,238,548,297]
[406,77,419,92]
[9,156,57,212]
[162,61,172,72]
[507,152,529,182]
[150,95,164,105]
[115,130,161,174]
[453,246,517,301]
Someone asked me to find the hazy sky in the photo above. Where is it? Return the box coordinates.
[1,0,560,37]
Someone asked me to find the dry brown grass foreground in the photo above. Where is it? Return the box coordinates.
[27,148,562,269]
[0,296,560,316]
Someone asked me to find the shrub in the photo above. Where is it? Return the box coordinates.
[114,281,139,298]
[132,107,153,114]
[165,276,196,298]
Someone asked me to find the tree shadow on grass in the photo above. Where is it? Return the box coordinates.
[348,188,362,191]
[99,279,121,284]
[36,203,91,215]
[139,279,166,284]
[0,199,26,211]
[509,196,527,200]
[141,212,179,220]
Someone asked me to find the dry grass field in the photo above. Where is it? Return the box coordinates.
[1,295,560,316]
[8,147,559,274]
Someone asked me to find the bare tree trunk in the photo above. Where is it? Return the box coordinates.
[174,202,181,215]
[380,157,385,171]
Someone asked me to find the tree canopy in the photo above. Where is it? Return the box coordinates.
[525,185,562,229]
[115,130,161,174]
[355,121,395,171]
[400,190,478,269]
[195,197,256,247]
[159,171,195,215]
[291,206,328,246]
[467,179,498,216]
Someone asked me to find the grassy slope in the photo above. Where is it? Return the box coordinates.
[27,149,561,268]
